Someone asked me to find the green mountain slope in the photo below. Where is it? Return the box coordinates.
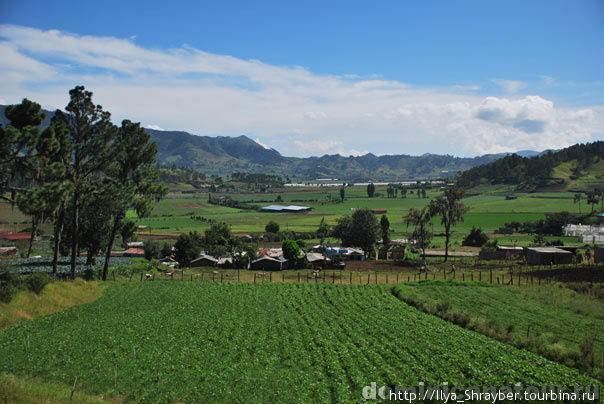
[456,141,604,191]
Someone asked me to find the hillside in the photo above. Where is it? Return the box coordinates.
[148,129,508,180]
[456,141,604,191]
[3,105,522,181]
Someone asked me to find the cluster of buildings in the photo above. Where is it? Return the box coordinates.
[187,245,366,271]
[563,224,604,244]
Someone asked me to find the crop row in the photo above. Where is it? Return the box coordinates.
[0,283,597,403]
[2,257,134,275]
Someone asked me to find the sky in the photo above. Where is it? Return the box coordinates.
[1,0,603,157]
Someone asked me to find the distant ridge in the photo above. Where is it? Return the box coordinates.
[1,105,539,181]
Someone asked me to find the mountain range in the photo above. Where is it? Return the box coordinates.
[1,105,539,181]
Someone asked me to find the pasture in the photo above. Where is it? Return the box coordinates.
[118,185,586,247]
[0,282,597,403]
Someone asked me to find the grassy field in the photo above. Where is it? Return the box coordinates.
[392,281,604,379]
[0,282,596,403]
[1,185,594,250]
[0,279,106,328]
[119,186,590,249]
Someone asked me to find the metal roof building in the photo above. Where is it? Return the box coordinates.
[261,205,311,212]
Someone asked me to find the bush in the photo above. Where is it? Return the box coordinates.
[25,272,50,294]
[265,221,280,233]
[0,265,20,303]
[462,226,489,247]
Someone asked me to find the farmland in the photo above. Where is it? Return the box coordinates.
[392,281,604,379]
[0,282,597,403]
[117,186,587,248]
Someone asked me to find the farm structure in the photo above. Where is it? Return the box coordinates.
[324,246,364,261]
[563,224,604,244]
[190,254,219,267]
[524,247,573,266]
[251,255,287,270]
[0,246,18,257]
[260,204,311,212]
[479,245,524,260]
[0,232,33,241]
[596,246,604,264]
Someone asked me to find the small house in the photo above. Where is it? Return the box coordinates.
[524,247,573,266]
[251,256,287,271]
[122,248,145,258]
[190,254,219,267]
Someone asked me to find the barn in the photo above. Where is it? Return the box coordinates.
[251,256,287,270]
[524,247,573,266]
[190,254,219,267]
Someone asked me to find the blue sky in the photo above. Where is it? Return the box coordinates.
[1,0,603,157]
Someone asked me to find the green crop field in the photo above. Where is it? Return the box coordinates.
[0,282,596,403]
[393,281,604,354]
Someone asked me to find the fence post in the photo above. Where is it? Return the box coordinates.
[298,271,300,283]
[479,271,481,282]
[407,276,410,282]
[471,272,474,281]
[490,270,492,284]
[238,269,240,282]
[332,272,335,284]
[462,273,465,282]
[368,273,371,284]
[340,271,342,283]
[254,273,257,283]
[350,271,352,284]
[270,272,272,282]
[386,274,389,284]
[140,272,143,281]
[396,273,399,283]
[282,272,285,282]
[221,273,223,283]
[202,272,204,282]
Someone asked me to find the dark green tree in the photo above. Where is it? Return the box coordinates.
[316,217,330,245]
[429,186,468,262]
[367,182,375,198]
[462,226,489,247]
[101,119,166,280]
[405,206,432,260]
[265,220,280,233]
[401,187,407,198]
[333,208,379,257]
[380,215,390,246]
[174,231,203,267]
[282,239,301,267]
[574,193,583,214]
[586,190,599,214]
[204,222,233,257]
[54,86,118,279]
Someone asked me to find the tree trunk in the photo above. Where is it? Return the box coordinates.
[103,215,121,281]
[26,217,38,258]
[70,187,80,280]
[444,222,450,262]
[52,205,64,278]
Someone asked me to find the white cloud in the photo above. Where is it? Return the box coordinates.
[254,138,271,149]
[492,79,527,94]
[146,124,164,130]
[0,24,602,158]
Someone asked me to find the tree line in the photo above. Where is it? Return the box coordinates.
[0,86,167,280]
[456,141,604,189]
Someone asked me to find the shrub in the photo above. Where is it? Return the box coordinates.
[462,226,489,247]
[0,284,17,303]
[25,272,50,295]
[0,265,20,303]
[265,221,280,233]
